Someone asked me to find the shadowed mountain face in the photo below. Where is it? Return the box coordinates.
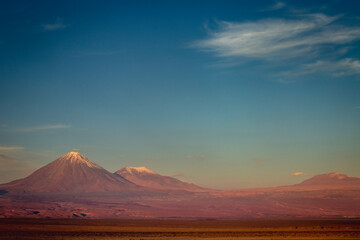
[115,167,204,191]
[0,152,135,193]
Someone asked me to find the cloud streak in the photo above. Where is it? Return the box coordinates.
[292,172,308,176]
[0,146,24,151]
[13,124,71,132]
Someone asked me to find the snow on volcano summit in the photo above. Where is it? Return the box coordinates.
[58,152,102,169]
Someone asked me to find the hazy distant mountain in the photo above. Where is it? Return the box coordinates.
[115,166,204,191]
[0,152,136,193]
[295,172,360,189]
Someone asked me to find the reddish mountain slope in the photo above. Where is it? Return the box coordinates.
[0,152,136,193]
[115,166,204,191]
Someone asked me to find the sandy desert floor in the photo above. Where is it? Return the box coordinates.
[0,219,359,240]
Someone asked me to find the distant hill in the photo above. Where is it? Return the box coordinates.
[295,172,360,189]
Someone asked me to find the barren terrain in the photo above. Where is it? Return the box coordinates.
[1,219,359,239]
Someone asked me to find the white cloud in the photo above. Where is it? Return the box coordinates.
[193,12,360,80]
[0,146,24,151]
[292,172,308,176]
[42,18,67,31]
[194,14,360,60]
[13,124,71,132]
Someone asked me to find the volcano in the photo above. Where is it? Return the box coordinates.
[0,152,136,193]
[115,166,204,191]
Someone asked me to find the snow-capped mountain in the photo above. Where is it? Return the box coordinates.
[0,152,136,193]
[115,166,204,191]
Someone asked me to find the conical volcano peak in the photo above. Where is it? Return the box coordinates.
[58,152,102,169]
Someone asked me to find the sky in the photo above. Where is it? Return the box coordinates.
[0,0,360,189]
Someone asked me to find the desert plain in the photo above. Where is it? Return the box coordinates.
[1,219,360,240]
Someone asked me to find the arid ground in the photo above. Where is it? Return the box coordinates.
[0,219,359,240]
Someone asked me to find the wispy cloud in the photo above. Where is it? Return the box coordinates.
[292,172,308,176]
[304,58,360,77]
[13,124,71,132]
[193,12,360,80]
[194,14,360,59]
[42,18,67,31]
[280,58,360,77]
[0,146,24,151]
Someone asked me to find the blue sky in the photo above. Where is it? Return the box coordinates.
[0,0,360,189]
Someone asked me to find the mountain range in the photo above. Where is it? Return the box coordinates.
[0,152,359,219]
[0,152,204,193]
